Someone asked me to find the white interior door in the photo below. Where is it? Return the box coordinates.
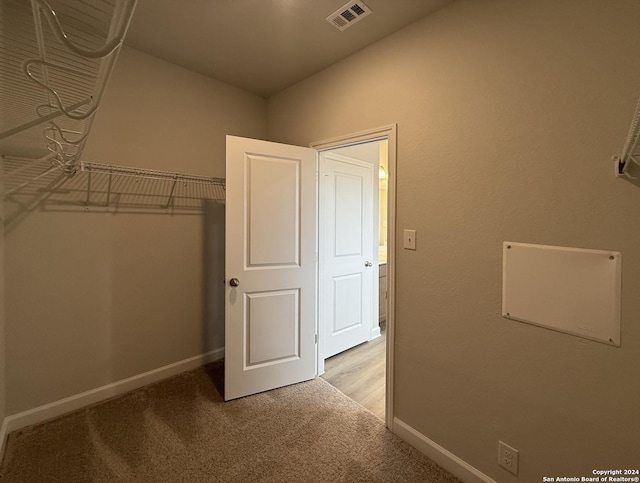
[225,135,317,401]
[320,151,377,359]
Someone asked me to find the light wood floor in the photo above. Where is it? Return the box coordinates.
[321,325,386,420]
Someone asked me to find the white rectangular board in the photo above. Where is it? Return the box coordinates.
[502,242,621,346]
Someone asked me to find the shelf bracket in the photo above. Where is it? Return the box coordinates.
[86,170,92,206]
[166,178,178,209]
[106,171,113,207]
[614,155,639,180]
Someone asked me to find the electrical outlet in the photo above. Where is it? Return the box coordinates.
[498,441,519,475]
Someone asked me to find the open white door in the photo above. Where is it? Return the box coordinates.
[320,151,377,359]
[224,136,317,401]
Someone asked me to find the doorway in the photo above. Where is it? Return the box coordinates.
[311,125,396,428]
[223,126,397,429]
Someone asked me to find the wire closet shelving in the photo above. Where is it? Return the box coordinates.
[0,0,137,170]
[1,0,225,211]
[3,155,226,218]
[615,96,640,179]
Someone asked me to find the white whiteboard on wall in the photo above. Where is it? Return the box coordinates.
[502,242,621,346]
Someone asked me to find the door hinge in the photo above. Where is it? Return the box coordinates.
[315,334,318,344]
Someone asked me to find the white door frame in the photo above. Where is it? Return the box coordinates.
[310,124,397,431]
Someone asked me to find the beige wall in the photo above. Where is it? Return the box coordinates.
[268,0,640,479]
[4,47,266,414]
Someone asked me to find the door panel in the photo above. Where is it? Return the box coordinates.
[246,155,300,267]
[321,151,377,359]
[335,174,363,256]
[334,273,363,333]
[245,289,300,367]
[225,135,317,401]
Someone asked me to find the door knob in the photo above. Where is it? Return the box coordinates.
[229,278,240,287]
[365,261,373,267]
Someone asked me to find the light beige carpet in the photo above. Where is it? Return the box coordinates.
[0,362,460,482]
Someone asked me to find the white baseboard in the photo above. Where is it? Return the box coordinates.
[0,348,224,456]
[393,417,496,483]
[0,416,8,457]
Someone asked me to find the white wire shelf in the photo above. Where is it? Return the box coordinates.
[0,0,137,172]
[614,96,640,179]
[0,0,226,223]
[79,161,226,209]
[80,161,226,186]
[2,156,225,219]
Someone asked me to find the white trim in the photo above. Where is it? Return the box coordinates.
[393,417,496,483]
[385,125,397,432]
[310,125,397,151]
[310,124,397,431]
[0,348,224,454]
[0,417,8,457]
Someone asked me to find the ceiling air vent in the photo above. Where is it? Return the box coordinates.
[326,1,372,31]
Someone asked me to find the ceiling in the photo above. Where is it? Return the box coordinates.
[124,0,452,98]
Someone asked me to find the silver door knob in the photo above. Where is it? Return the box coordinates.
[229,278,240,287]
[365,261,373,267]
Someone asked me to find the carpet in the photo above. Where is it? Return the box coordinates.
[0,362,461,482]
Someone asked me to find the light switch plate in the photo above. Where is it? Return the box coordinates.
[403,229,416,250]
